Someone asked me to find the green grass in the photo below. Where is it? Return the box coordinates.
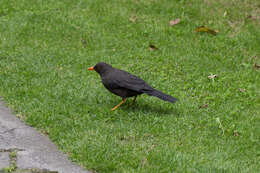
[0,0,260,172]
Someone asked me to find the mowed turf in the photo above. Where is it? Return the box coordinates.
[0,0,260,172]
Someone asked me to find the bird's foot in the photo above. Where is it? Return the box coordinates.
[111,98,127,111]
[129,96,137,106]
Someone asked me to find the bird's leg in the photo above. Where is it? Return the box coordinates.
[130,96,137,105]
[111,98,127,111]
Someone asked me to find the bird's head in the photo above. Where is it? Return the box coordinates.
[88,62,113,75]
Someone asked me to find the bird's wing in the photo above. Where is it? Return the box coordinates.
[111,69,153,92]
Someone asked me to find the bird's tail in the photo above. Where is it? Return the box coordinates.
[143,89,177,103]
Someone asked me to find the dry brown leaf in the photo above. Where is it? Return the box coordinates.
[238,88,247,92]
[234,131,239,137]
[254,62,260,69]
[199,104,208,109]
[120,135,135,141]
[195,26,218,35]
[208,74,218,79]
[169,18,180,27]
[40,130,49,135]
[149,44,158,51]
[129,16,137,23]
[144,133,152,137]
[16,113,26,120]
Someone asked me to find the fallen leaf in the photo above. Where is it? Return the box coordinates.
[195,26,218,35]
[144,133,153,137]
[254,62,260,69]
[233,131,239,137]
[149,44,158,51]
[199,104,208,109]
[120,135,135,141]
[223,11,227,17]
[129,16,137,23]
[169,18,180,27]
[40,130,49,135]
[208,74,218,79]
[16,113,26,120]
[238,88,247,92]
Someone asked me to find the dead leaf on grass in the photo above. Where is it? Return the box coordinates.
[129,16,137,23]
[120,135,135,141]
[40,130,49,135]
[195,26,218,35]
[208,74,218,79]
[223,11,227,17]
[254,62,260,69]
[233,131,239,137]
[16,113,26,120]
[144,133,153,138]
[199,104,208,109]
[169,18,180,27]
[238,88,247,92]
[149,44,159,51]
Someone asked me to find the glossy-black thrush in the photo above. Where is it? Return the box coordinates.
[88,62,177,111]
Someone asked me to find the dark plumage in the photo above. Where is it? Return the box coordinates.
[88,62,177,110]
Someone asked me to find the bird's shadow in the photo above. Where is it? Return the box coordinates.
[110,99,178,116]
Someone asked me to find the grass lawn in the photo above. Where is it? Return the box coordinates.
[0,0,260,172]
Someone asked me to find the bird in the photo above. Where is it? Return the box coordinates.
[88,62,177,111]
